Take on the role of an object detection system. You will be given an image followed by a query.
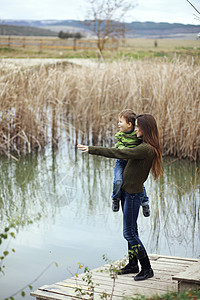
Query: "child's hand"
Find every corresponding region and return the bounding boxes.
[77,144,89,153]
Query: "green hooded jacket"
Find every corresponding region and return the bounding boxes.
[114,130,142,149]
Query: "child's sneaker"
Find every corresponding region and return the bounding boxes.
[142,204,150,217]
[112,199,120,212]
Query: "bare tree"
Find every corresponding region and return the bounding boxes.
[85,0,137,53]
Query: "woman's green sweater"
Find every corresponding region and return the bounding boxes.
[88,142,154,194]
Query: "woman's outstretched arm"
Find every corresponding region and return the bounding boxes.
[78,143,152,160]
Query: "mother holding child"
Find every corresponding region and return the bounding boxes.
[77,111,163,281]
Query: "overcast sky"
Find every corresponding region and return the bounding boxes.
[1,0,200,25]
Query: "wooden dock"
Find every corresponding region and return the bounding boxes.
[31,255,200,300]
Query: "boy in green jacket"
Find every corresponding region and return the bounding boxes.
[112,109,150,217]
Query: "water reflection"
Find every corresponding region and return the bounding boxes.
[0,145,199,251]
[0,144,199,299]
[0,145,199,246]
[144,158,200,257]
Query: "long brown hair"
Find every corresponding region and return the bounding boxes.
[136,114,163,180]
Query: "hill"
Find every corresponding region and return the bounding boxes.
[1,19,200,38]
[0,24,58,37]
[126,21,200,38]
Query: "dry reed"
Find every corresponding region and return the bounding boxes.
[0,58,199,160]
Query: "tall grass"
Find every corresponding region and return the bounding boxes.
[0,58,199,160]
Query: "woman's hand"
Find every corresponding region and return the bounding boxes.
[77,144,89,153]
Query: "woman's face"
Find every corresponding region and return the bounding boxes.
[135,119,143,138]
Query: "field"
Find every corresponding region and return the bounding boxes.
[0,37,200,161]
[0,37,200,59]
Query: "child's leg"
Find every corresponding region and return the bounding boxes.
[141,186,149,206]
[112,159,127,200]
[141,186,150,217]
[112,159,127,212]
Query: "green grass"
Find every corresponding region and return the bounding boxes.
[0,37,200,61]
[123,287,200,300]
[175,46,194,50]
[0,47,15,52]
[153,51,166,57]
[0,46,100,59]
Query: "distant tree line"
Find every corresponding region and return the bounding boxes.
[58,31,84,39]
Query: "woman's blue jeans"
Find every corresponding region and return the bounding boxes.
[121,190,145,256]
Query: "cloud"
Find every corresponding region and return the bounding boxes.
[0,0,200,24]
[130,0,200,24]
[0,0,86,20]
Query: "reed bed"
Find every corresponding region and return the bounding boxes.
[0,58,199,161]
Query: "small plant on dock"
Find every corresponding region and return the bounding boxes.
[73,255,128,300]
[100,254,129,299]
[74,262,97,299]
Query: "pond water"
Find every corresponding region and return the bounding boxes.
[0,141,199,300]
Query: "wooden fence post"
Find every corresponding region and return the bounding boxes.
[8,36,11,47]
[23,37,26,48]
[39,39,43,51]
[73,38,77,51]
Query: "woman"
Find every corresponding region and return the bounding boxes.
[77,114,163,281]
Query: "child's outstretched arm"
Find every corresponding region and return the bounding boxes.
[77,144,89,153]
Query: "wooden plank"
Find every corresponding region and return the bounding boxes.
[172,261,200,284]
[59,276,176,295]
[33,279,175,300]
[155,257,199,265]
[58,267,177,293]
[150,263,190,273]
[31,285,72,299]
[63,269,177,285]
[33,284,118,299]
[91,260,189,273]
[149,254,198,262]
[172,261,200,292]
[94,261,189,276]
[32,285,89,299]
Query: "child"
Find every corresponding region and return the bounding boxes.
[112,109,150,217]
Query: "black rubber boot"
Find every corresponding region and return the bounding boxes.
[128,243,138,266]
[117,263,139,275]
[134,249,154,281]
[134,267,154,281]
[142,204,150,217]
[112,199,120,212]
[118,244,139,275]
